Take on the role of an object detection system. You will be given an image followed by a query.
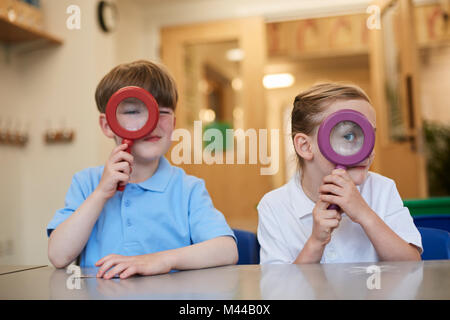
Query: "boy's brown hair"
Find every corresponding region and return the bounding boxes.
[95,60,178,113]
[291,82,372,167]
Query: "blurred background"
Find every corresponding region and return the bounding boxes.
[0,0,449,265]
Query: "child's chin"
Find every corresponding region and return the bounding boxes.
[133,146,165,161]
[348,168,368,185]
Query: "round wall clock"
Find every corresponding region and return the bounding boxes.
[98,1,118,33]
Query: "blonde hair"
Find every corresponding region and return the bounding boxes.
[291,82,371,167]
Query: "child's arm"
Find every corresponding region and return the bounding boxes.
[355,210,421,261]
[95,236,238,279]
[294,199,341,264]
[48,144,133,268]
[319,169,421,261]
[48,189,107,268]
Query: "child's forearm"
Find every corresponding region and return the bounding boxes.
[163,236,238,270]
[48,189,107,268]
[95,236,239,279]
[359,209,421,261]
[294,238,326,264]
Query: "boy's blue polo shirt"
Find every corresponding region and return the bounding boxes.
[47,157,236,267]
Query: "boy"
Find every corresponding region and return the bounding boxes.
[47,60,238,279]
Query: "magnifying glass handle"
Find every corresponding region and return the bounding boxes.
[123,138,133,154]
[328,203,340,211]
[117,139,134,191]
[327,164,346,211]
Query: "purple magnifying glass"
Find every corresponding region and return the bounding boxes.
[317,109,375,210]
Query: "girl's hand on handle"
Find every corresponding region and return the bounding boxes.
[96,143,134,200]
[295,199,341,263]
[319,168,371,225]
[310,198,341,247]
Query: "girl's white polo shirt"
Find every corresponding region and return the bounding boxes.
[257,171,422,264]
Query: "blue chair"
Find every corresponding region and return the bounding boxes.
[232,229,260,265]
[413,214,450,233]
[417,227,450,260]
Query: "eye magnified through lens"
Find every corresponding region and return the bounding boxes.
[329,120,364,157]
[116,97,149,132]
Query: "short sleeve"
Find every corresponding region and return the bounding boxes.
[383,181,423,254]
[46,172,89,237]
[188,179,236,244]
[257,198,294,264]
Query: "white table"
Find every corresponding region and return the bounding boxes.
[0,260,449,299]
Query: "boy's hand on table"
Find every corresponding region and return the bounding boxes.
[96,143,134,199]
[95,252,173,279]
[319,169,373,225]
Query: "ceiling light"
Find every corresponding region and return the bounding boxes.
[263,73,295,89]
[226,48,244,62]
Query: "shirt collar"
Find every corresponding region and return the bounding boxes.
[288,171,315,219]
[137,156,173,192]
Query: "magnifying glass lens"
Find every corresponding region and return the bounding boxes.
[116,97,149,131]
[330,120,364,156]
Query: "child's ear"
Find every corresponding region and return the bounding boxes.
[99,113,115,139]
[293,133,313,161]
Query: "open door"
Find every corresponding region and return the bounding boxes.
[161,18,273,231]
[369,0,428,198]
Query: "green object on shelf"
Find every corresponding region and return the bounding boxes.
[403,197,450,217]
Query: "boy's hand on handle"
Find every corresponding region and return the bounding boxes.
[96,143,134,200]
[310,198,341,247]
[318,168,372,225]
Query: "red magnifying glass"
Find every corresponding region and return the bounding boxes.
[105,86,159,191]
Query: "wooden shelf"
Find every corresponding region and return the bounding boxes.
[0,15,62,45]
[0,0,62,45]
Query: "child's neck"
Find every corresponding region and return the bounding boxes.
[299,169,322,204]
[129,157,160,184]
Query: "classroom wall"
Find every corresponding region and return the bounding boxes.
[420,44,450,125]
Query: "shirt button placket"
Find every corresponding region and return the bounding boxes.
[123,197,132,228]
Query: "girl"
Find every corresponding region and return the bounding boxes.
[257,83,422,264]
